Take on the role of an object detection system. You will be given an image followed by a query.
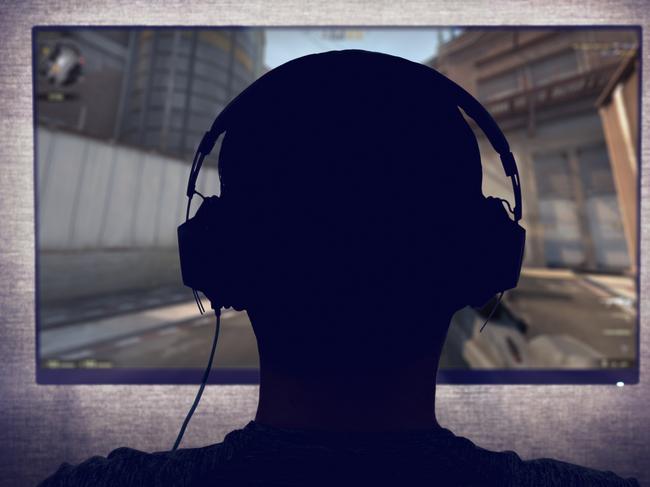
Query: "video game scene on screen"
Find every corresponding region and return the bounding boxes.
[35,27,639,376]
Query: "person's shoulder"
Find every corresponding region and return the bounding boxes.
[513,456,640,487]
[440,433,638,487]
[36,442,226,487]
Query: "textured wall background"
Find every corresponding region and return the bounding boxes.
[0,1,648,486]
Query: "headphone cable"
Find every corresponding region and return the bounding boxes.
[479,291,504,333]
[172,308,221,451]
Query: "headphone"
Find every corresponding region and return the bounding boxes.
[172,50,526,449]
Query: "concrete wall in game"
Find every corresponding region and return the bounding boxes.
[36,126,219,301]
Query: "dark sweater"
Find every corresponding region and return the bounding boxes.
[38,421,639,486]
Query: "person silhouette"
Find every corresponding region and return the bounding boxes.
[38,50,639,486]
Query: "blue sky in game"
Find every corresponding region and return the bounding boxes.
[264,28,459,69]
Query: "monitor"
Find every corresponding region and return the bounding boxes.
[35,25,640,384]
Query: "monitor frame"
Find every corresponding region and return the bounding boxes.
[33,25,642,386]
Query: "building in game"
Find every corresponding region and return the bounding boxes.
[36,28,266,160]
[428,29,639,273]
[117,29,265,159]
[35,28,265,304]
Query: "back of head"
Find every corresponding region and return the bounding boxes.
[214,50,488,368]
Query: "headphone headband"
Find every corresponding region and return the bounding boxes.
[442,77,522,221]
[185,52,522,223]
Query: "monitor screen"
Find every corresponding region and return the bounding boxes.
[35,26,640,384]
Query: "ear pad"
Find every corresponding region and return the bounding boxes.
[464,196,526,308]
[177,196,231,308]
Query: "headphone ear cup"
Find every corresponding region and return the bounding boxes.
[178,196,233,309]
[464,196,526,308]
